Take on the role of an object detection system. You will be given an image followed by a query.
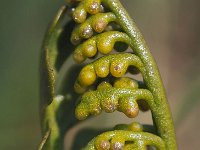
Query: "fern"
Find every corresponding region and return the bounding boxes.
[39,0,177,150]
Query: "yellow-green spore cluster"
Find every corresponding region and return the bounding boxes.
[75,82,155,120]
[85,130,165,150]
[72,31,130,63]
[74,53,144,93]
[72,0,102,23]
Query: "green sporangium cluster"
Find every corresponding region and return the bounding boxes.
[39,0,177,149]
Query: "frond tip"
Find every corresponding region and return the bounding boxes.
[40,0,177,149]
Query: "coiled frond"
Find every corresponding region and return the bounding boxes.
[39,0,177,150]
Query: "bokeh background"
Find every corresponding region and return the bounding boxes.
[0,0,199,149]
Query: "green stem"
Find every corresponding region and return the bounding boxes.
[103,0,177,149]
[40,5,78,150]
[38,130,51,150]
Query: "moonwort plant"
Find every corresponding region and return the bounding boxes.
[39,0,177,149]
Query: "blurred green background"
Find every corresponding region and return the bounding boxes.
[0,0,199,149]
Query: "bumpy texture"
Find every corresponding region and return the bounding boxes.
[39,0,177,150]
